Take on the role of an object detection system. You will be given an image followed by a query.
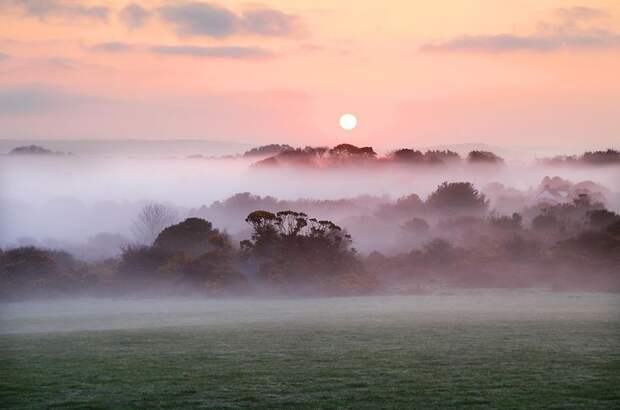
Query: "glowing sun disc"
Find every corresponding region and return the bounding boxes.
[339,113,358,130]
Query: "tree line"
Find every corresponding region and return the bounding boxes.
[1,181,619,299]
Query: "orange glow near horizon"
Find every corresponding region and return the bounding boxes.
[0,1,619,150]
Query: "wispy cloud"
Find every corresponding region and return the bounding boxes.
[150,45,273,59]
[2,0,109,21]
[119,3,150,29]
[0,51,9,61]
[159,2,236,38]
[90,42,133,52]
[421,6,620,53]
[241,8,297,36]
[421,32,620,53]
[158,2,298,38]
[555,6,610,21]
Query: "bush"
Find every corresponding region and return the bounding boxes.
[427,182,488,213]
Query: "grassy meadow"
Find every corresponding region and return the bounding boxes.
[1,292,619,409]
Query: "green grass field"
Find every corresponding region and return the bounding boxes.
[1,292,619,409]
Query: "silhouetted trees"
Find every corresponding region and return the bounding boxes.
[241,210,374,295]
[390,149,425,163]
[132,203,178,245]
[401,217,430,234]
[243,144,294,158]
[2,179,619,299]
[120,218,246,294]
[581,149,620,165]
[376,193,425,219]
[154,218,228,256]
[427,182,488,213]
[542,149,620,166]
[467,150,504,164]
[253,143,466,168]
[0,246,93,298]
[9,145,69,156]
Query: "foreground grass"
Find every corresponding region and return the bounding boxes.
[1,296,619,409]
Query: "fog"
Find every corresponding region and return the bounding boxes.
[1,152,619,249]
[2,291,618,335]
[1,143,619,300]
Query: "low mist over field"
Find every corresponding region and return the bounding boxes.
[2,291,618,335]
[2,291,619,408]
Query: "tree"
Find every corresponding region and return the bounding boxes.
[532,212,559,231]
[424,150,460,164]
[467,150,504,164]
[588,209,619,230]
[242,210,368,294]
[243,144,294,158]
[118,244,170,276]
[121,218,246,293]
[580,149,620,165]
[401,217,430,234]
[426,182,488,213]
[390,149,425,163]
[422,239,459,266]
[132,203,178,245]
[375,193,425,220]
[0,247,87,296]
[153,217,230,257]
[489,213,522,230]
[329,144,377,158]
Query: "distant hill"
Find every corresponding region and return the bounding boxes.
[0,139,253,157]
[9,145,69,156]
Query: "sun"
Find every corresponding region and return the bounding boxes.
[339,113,357,131]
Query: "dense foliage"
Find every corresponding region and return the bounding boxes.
[241,210,373,295]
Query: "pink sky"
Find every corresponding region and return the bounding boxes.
[0,0,619,150]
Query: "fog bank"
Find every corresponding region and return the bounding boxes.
[2,291,618,335]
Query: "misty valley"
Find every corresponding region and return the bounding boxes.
[1,143,619,409]
[1,143,619,299]
[3,1,620,407]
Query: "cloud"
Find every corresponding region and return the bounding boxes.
[421,7,620,53]
[119,3,150,29]
[242,8,297,36]
[3,0,109,20]
[0,52,9,61]
[159,2,238,37]
[150,45,273,59]
[90,42,133,52]
[421,31,620,53]
[0,86,97,115]
[46,57,77,68]
[158,2,298,38]
[556,6,610,21]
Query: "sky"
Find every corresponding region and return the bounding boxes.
[0,0,619,150]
